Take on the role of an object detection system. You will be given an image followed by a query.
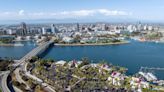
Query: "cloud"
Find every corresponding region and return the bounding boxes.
[0,12,14,16]
[98,9,129,16]
[29,12,45,16]
[55,10,95,17]
[3,12,11,15]
[54,9,129,17]
[18,10,25,15]
[59,9,131,18]
[0,9,132,20]
[71,10,95,16]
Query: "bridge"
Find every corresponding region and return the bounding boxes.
[0,40,54,92]
[14,40,54,67]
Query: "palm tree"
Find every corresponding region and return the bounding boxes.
[78,57,90,68]
[119,67,127,74]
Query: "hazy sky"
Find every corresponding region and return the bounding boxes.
[0,0,164,23]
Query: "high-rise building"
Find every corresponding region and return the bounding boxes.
[42,27,46,35]
[127,25,133,32]
[51,24,56,34]
[7,29,16,35]
[20,22,27,35]
[143,25,148,31]
[101,24,106,31]
[77,23,80,31]
[137,22,143,31]
[148,26,153,31]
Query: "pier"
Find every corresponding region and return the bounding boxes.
[140,66,164,71]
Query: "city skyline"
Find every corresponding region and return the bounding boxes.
[0,1,164,92]
[0,0,164,24]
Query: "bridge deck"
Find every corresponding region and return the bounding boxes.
[14,41,54,67]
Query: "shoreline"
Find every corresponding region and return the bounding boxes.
[0,43,24,47]
[13,40,35,42]
[54,41,129,46]
[0,44,15,46]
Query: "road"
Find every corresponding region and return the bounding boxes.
[0,71,10,92]
[0,71,10,76]
[24,62,56,92]
[13,40,55,92]
[14,68,26,84]
[71,77,86,88]
[0,41,54,92]
[14,40,53,67]
[42,83,56,92]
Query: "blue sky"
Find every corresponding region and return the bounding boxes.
[0,0,164,23]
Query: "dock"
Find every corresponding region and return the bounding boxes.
[140,66,164,71]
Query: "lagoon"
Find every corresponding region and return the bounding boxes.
[0,41,36,60]
[0,40,164,79]
[43,40,164,79]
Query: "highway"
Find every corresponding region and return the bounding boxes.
[14,68,26,84]
[14,40,54,67]
[13,41,52,90]
[0,71,10,92]
[0,40,54,92]
[0,39,54,92]
[14,68,30,90]
[13,40,55,92]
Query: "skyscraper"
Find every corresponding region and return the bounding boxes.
[42,27,46,35]
[20,22,27,35]
[51,24,56,34]
[77,23,79,32]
